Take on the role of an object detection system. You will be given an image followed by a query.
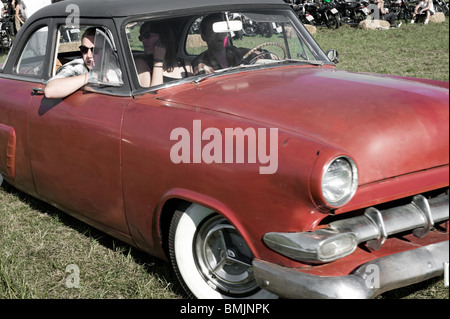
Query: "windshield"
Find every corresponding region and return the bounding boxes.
[126,9,329,89]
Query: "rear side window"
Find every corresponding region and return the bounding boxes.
[14,26,49,77]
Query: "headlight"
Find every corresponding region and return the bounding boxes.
[321,156,358,207]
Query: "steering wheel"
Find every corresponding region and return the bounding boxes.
[240,42,287,65]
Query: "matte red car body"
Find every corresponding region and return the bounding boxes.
[120,67,449,273]
[1,64,449,273]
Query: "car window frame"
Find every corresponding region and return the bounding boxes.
[118,12,195,95]
[0,18,52,83]
[0,16,131,97]
[14,26,50,78]
[50,17,131,97]
[118,7,331,96]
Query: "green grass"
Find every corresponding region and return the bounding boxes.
[1,19,449,300]
[314,19,449,81]
[0,183,184,299]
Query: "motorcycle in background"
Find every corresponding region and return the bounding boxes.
[288,0,316,25]
[0,11,13,52]
[304,0,342,28]
[385,0,414,23]
[227,13,280,38]
[434,0,449,16]
[335,0,370,26]
[242,17,275,37]
[60,26,81,43]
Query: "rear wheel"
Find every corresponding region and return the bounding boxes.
[168,204,277,299]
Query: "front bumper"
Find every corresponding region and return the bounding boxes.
[263,194,449,263]
[253,240,448,299]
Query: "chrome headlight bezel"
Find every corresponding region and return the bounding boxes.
[320,156,358,208]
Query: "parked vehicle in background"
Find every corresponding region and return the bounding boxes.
[287,0,317,25]
[0,10,13,51]
[304,0,342,28]
[386,0,414,23]
[335,0,370,26]
[434,0,450,15]
[0,0,448,299]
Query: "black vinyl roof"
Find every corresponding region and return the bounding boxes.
[30,0,286,21]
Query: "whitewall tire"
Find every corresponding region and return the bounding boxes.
[169,203,277,299]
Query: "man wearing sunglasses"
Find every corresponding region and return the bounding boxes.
[45,27,97,99]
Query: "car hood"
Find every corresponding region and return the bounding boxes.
[158,66,449,185]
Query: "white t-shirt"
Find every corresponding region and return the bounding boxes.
[419,0,435,13]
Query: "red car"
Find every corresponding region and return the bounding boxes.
[0,0,448,299]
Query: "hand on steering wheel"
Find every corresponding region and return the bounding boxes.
[240,42,287,65]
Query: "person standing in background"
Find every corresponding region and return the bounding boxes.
[13,0,26,32]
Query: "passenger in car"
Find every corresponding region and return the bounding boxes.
[192,13,250,75]
[44,27,97,99]
[135,21,192,87]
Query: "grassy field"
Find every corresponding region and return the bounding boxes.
[0,18,449,300]
[314,18,449,82]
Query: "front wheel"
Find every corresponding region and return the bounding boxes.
[169,204,277,299]
[326,14,341,29]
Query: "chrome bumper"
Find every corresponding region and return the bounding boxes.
[253,240,449,299]
[264,193,449,263]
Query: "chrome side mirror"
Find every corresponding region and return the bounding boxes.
[326,49,339,64]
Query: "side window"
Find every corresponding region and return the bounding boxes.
[186,17,207,56]
[52,25,123,87]
[125,18,193,88]
[90,28,123,87]
[14,26,49,77]
[52,25,82,77]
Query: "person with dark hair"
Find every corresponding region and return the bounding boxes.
[135,20,192,87]
[45,27,97,99]
[375,0,402,28]
[13,0,26,32]
[191,13,251,75]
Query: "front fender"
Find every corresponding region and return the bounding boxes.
[155,188,261,257]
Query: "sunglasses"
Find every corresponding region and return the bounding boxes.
[138,32,158,42]
[79,45,95,54]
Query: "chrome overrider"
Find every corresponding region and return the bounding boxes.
[263,193,449,263]
[255,193,449,298]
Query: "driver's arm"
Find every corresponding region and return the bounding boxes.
[44,73,89,99]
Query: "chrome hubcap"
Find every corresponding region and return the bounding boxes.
[194,215,258,296]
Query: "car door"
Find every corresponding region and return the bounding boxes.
[0,21,52,197]
[23,19,133,237]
